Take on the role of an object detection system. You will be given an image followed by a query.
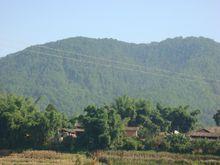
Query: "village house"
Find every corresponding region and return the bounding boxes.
[58,128,84,142]
[59,125,139,141]
[124,127,139,137]
[187,127,220,140]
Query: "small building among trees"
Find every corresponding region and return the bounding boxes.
[59,126,139,141]
[124,127,139,137]
[187,127,220,140]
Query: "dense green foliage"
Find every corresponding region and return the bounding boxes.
[121,137,143,150]
[70,95,199,151]
[145,134,220,155]
[76,105,124,150]
[0,36,220,125]
[113,96,199,134]
[0,94,219,156]
[213,110,220,126]
[0,94,68,149]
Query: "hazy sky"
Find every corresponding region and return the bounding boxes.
[0,0,219,57]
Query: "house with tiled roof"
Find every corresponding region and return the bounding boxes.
[187,127,220,140]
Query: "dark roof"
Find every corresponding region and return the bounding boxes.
[187,127,220,138]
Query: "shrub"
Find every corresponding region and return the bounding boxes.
[62,136,76,151]
[122,137,143,150]
[144,133,170,151]
[192,139,220,155]
[165,134,191,153]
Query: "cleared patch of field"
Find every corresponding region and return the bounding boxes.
[96,150,220,165]
[0,150,97,165]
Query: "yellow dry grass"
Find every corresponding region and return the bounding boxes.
[0,150,98,165]
[96,150,220,165]
[1,150,220,165]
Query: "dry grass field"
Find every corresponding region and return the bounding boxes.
[96,150,220,165]
[0,150,97,165]
[0,150,220,165]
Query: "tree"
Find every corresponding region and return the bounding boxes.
[77,105,124,150]
[167,106,200,133]
[44,104,68,140]
[0,94,45,148]
[165,134,191,153]
[0,94,68,149]
[112,95,136,121]
[77,105,110,150]
[113,97,170,137]
[107,106,125,149]
[213,110,220,126]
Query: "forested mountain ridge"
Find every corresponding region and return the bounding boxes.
[0,36,220,125]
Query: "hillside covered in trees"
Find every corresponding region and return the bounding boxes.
[0,36,220,125]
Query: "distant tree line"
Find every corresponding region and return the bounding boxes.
[0,94,219,155]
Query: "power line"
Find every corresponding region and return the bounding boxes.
[1,39,220,84]
[1,39,219,83]
[34,45,215,82]
[23,49,220,84]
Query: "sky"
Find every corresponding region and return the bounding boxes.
[0,0,219,57]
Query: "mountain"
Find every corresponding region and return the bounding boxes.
[0,36,220,125]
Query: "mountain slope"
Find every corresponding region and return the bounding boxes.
[0,36,220,125]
